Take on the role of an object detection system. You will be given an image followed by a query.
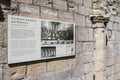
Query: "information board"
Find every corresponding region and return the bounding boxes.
[8,15,75,64]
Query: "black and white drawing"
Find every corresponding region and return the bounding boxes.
[41,21,74,45]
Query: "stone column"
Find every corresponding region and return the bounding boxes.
[90,15,109,80]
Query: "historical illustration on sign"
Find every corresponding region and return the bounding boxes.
[41,20,75,58]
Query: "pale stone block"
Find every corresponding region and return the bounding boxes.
[75,42,83,54]
[77,28,93,41]
[106,74,114,80]
[84,62,94,74]
[45,72,56,80]
[55,68,72,80]
[19,3,40,18]
[86,72,93,80]
[41,7,58,20]
[79,6,92,16]
[69,0,83,5]
[83,42,94,52]
[116,31,120,41]
[47,60,68,71]
[27,62,47,76]
[84,52,93,63]
[74,14,86,27]
[59,11,73,22]
[16,0,32,4]
[71,66,84,77]
[106,57,114,66]
[84,0,92,8]
[0,65,3,80]
[53,0,67,11]
[63,58,75,68]
[107,21,113,29]
[106,66,112,77]
[114,16,120,23]
[34,0,53,8]
[4,64,26,80]
[86,16,92,27]
[75,53,84,66]
[67,1,79,12]
[113,22,118,30]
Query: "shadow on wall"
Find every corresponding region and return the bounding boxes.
[0,0,11,21]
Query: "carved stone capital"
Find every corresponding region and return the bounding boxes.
[90,15,109,28]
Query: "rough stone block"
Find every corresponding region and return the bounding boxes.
[74,14,86,27]
[77,28,93,41]
[16,0,32,4]
[34,0,53,8]
[86,16,92,27]
[84,0,92,8]
[116,31,120,41]
[67,1,79,12]
[69,0,83,5]
[84,62,93,74]
[106,66,112,77]
[53,0,67,11]
[4,65,26,80]
[47,60,65,71]
[27,62,47,76]
[71,66,84,77]
[79,6,92,16]
[106,57,115,66]
[55,68,72,80]
[19,3,40,17]
[0,65,3,80]
[75,42,83,54]
[83,42,94,52]
[107,21,113,29]
[45,72,55,80]
[84,52,93,63]
[113,22,118,30]
[75,53,84,66]
[41,7,58,20]
[59,11,73,22]
[86,72,93,80]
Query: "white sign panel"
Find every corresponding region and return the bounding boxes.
[8,15,75,64]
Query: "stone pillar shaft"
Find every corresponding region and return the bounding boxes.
[90,15,109,80]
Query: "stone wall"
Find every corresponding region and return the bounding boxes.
[0,0,119,80]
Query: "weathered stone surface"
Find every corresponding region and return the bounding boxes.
[16,0,32,4]
[86,72,93,80]
[77,28,93,41]
[74,14,86,27]
[19,3,40,17]
[67,1,79,12]
[0,65,3,80]
[34,0,53,8]
[84,0,92,8]
[4,65,26,80]
[71,66,84,77]
[79,6,92,16]
[84,62,94,74]
[41,7,58,20]
[83,42,94,52]
[59,11,73,22]
[113,22,118,30]
[55,68,72,80]
[47,60,65,71]
[84,52,93,63]
[53,0,67,11]
[75,42,83,54]
[70,0,83,6]
[86,16,92,27]
[107,21,113,29]
[27,62,47,76]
